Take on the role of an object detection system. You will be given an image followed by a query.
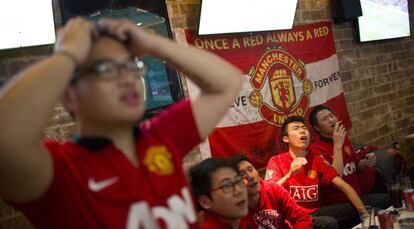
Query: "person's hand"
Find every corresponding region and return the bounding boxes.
[332,121,346,147]
[289,157,307,176]
[387,148,403,157]
[98,18,161,57]
[365,153,376,167]
[54,17,97,67]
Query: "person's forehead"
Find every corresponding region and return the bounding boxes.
[88,37,131,62]
[316,109,334,119]
[211,167,237,184]
[238,160,252,170]
[288,121,305,128]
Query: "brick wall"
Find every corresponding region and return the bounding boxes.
[0,0,413,227]
[166,0,414,165]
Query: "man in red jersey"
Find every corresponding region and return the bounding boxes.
[231,154,312,229]
[0,17,242,228]
[189,157,249,229]
[308,105,390,210]
[265,116,368,229]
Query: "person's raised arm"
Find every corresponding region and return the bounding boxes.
[99,19,243,139]
[0,18,96,202]
[332,121,346,176]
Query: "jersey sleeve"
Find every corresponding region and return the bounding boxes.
[10,141,73,229]
[141,99,201,160]
[316,156,338,185]
[265,155,291,190]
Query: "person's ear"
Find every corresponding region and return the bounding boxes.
[62,87,78,113]
[198,195,212,210]
[314,124,321,132]
[282,135,289,144]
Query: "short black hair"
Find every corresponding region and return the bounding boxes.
[189,157,239,210]
[308,105,334,133]
[281,116,306,137]
[230,154,250,167]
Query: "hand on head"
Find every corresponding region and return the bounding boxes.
[98,18,160,57]
[54,17,161,68]
[54,17,98,67]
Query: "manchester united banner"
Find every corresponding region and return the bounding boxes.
[183,21,351,168]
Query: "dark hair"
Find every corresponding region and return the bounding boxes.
[189,157,239,210]
[230,154,250,167]
[281,116,306,137]
[308,105,333,133]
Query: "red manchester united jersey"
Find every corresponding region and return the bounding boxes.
[200,211,248,229]
[14,100,201,229]
[243,179,312,229]
[309,136,361,204]
[265,152,338,214]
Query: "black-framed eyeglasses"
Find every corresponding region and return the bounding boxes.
[210,176,246,193]
[81,58,146,80]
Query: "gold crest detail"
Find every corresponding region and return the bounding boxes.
[143,145,174,175]
[343,145,351,156]
[307,170,317,179]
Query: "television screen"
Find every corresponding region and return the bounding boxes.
[0,0,56,50]
[59,0,184,114]
[357,0,410,42]
[198,0,298,35]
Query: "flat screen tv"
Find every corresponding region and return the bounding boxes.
[59,0,184,116]
[0,0,56,50]
[198,0,299,35]
[356,0,411,42]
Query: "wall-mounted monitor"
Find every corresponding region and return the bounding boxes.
[59,0,184,116]
[356,0,410,42]
[0,0,56,50]
[198,0,298,35]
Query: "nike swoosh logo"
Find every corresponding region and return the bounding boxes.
[88,177,119,192]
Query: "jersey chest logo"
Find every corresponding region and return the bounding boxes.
[88,177,119,192]
[343,145,352,156]
[143,145,174,176]
[307,170,317,179]
[343,162,357,176]
[289,185,318,202]
[126,187,196,228]
[254,209,282,228]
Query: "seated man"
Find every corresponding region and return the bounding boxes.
[231,154,312,229]
[308,105,390,209]
[265,116,367,229]
[189,157,249,229]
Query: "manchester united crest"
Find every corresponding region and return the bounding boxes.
[343,145,352,156]
[248,46,313,126]
[143,145,174,176]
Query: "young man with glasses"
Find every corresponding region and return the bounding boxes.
[0,18,242,228]
[265,116,368,229]
[189,157,248,229]
[231,154,312,228]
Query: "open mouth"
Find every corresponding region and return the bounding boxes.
[300,136,308,141]
[120,91,139,106]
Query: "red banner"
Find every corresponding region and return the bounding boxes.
[183,21,351,168]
